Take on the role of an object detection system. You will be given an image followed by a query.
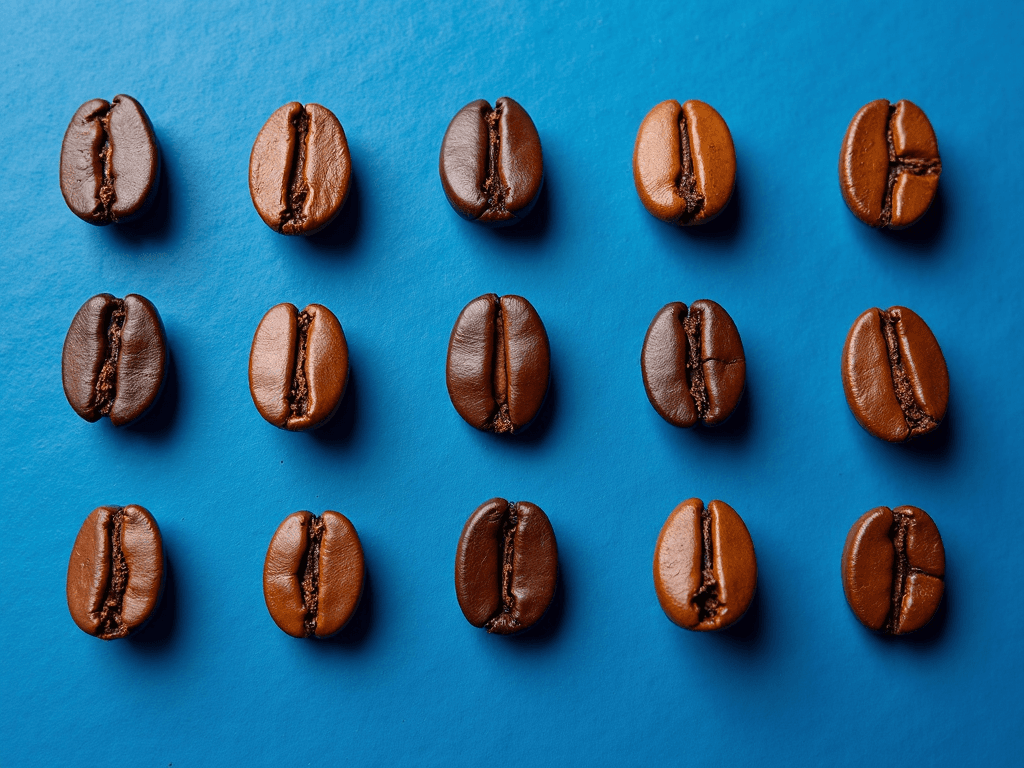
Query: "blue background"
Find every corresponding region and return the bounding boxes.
[1,0,1022,764]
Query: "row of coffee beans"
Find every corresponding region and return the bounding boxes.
[62,293,949,443]
[66,498,945,640]
[59,96,941,231]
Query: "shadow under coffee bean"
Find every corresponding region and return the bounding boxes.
[62,293,168,427]
[455,498,558,635]
[841,506,945,635]
[66,505,165,640]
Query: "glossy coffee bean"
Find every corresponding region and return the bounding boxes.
[842,306,948,442]
[66,505,164,640]
[62,293,168,426]
[264,511,365,638]
[455,498,557,635]
[839,99,941,229]
[439,97,543,226]
[842,506,945,635]
[249,303,349,431]
[633,100,735,226]
[249,102,351,235]
[60,95,160,225]
[641,300,745,427]
[446,294,550,434]
[654,499,756,631]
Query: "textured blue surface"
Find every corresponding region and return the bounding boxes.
[1,0,1022,764]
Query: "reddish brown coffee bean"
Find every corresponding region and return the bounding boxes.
[66,505,164,640]
[839,99,941,229]
[62,293,168,426]
[439,97,544,226]
[633,100,736,226]
[249,303,349,431]
[653,499,756,631]
[841,306,948,442]
[455,498,558,635]
[446,294,550,434]
[842,506,945,634]
[641,300,745,427]
[264,511,365,638]
[249,102,351,235]
[60,95,161,225]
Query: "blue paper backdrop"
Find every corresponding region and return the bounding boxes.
[2,0,1022,764]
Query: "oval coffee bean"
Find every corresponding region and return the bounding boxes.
[62,293,168,426]
[641,300,745,427]
[654,499,756,631]
[446,294,550,434]
[249,303,349,431]
[264,511,365,638]
[439,97,543,226]
[455,498,557,635]
[249,102,352,235]
[841,306,948,442]
[60,95,161,225]
[633,100,735,226]
[842,506,945,635]
[66,505,164,640]
[839,99,941,229]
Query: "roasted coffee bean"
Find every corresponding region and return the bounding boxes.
[446,294,550,434]
[455,498,557,635]
[839,99,941,229]
[66,505,164,640]
[249,102,351,235]
[62,293,168,426]
[842,306,948,442]
[653,499,756,632]
[439,97,543,226]
[842,506,945,635]
[249,303,349,431]
[641,300,745,427]
[633,100,736,226]
[60,95,161,225]
[264,511,365,638]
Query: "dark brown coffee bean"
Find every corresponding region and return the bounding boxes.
[839,99,941,229]
[455,498,557,635]
[653,499,756,631]
[446,294,550,434]
[66,505,164,640]
[439,97,543,226]
[62,293,168,427]
[842,306,948,442]
[249,303,349,431]
[641,300,745,427]
[633,100,736,226]
[264,511,364,638]
[249,102,351,235]
[60,95,160,225]
[842,506,945,634]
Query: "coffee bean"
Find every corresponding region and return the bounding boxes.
[264,511,365,638]
[249,102,351,235]
[839,99,941,229]
[60,95,161,225]
[842,506,945,634]
[439,97,543,226]
[842,306,948,442]
[633,100,736,226]
[653,499,756,631]
[66,505,164,640]
[446,294,550,434]
[641,300,745,427]
[249,303,349,431]
[62,293,168,426]
[455,498,557,635]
